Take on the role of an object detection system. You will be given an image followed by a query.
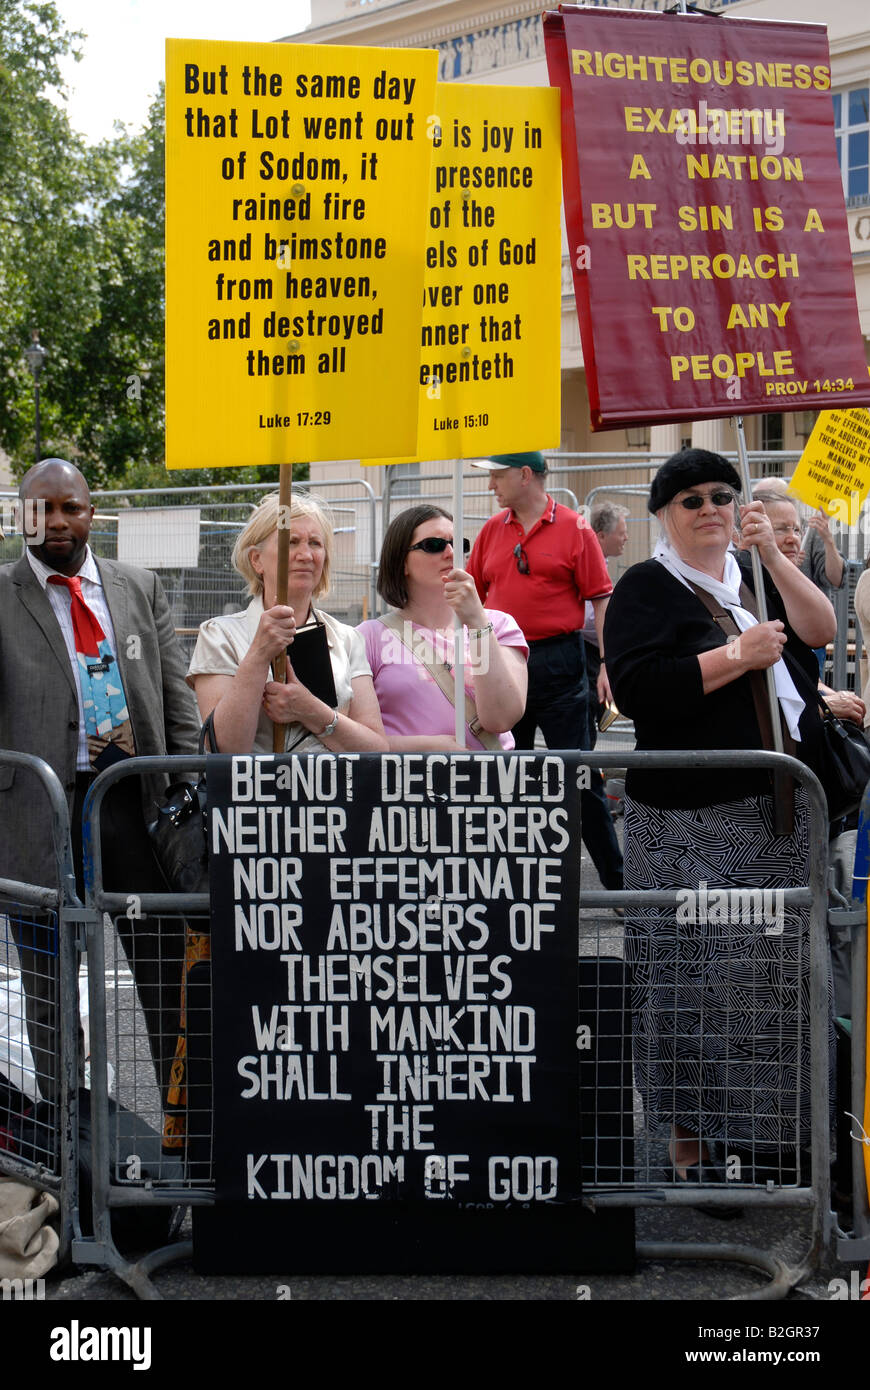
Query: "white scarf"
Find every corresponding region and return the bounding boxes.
[653,539,804,740]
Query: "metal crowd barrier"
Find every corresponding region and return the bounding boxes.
[70,748,865,1300]
[0,752,81,1269]
[833,781,870,1268]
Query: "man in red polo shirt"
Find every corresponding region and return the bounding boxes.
[467,451,623,890]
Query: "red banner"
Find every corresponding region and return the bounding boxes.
[545,6,870,430]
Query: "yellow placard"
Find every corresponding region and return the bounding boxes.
[364,82,562,466]
[165,39,437,468]
[789,407,870,524]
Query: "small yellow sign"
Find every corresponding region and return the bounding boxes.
[365,82,562,467]
[789,407,870,524]
[165,38,437,468]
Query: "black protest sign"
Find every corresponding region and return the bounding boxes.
[202,751,583,1269]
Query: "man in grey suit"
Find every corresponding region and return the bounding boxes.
[1,458,200,1100]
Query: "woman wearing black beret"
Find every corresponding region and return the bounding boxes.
[605,448,835,1196]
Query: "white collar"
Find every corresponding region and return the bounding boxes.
[653,539,805,741]
[26,544,100,591]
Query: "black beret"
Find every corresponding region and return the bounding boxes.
[648,449,742,514]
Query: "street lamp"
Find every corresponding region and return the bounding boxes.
[625,424,651,449]
[23,331,48,461]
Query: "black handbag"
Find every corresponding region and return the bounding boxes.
[813,698,870,821]
[148,713,216,895]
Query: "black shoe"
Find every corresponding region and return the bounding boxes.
[671,1158,745,1220]
[724,1144,809,1186]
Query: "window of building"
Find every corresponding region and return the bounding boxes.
[833,85,869,201]
[761,413,783,456]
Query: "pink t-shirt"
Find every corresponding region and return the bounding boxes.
[358,611,528,750]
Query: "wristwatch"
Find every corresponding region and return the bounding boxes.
[320,708,340,737]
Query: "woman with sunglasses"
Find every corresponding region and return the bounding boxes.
[604,449,835,1195]
[358,505,528,750]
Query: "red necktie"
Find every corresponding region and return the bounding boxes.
[46,574,106,658]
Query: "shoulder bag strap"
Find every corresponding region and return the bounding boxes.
[199,710,219,755]
[685,578,795,832]
[379,613,503,751]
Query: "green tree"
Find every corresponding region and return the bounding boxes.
[62,90,169,481]
[0,6,302,490]
[0,0,110,474]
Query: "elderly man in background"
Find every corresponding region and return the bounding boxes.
[582,501,630,743]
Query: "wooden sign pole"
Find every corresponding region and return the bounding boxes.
[734,416,793,836]
[272,463,293,753]
[452,455,467,748]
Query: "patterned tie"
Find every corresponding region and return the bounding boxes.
[47,573,135,764]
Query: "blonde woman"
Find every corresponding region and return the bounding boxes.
[188,492,386,754]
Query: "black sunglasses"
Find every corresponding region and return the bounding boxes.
[513,542,530,574]
[408,536,470,555]
[677,490,736,510]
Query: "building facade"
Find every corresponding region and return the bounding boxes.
[278,0,870,545]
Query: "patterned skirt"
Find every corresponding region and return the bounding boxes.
[623,786,829,1149]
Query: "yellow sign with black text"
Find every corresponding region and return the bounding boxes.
[789,406,870,523]
[365,82,562,466]
[165,38,437,467]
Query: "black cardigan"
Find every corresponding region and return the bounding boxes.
[604,556,823,809]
